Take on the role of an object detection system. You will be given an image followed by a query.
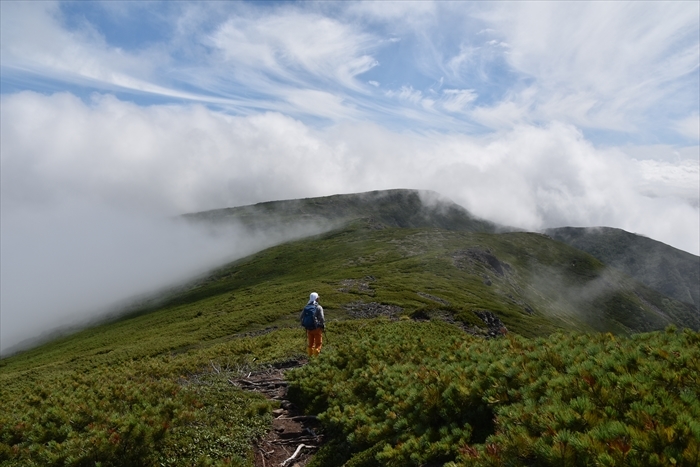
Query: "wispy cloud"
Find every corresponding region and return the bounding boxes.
[673,113,700,141]
[472,2,700,132]
[208,9,378,91]
[442,89,477,113]
[2,1,697,136]
[2,3,159,90]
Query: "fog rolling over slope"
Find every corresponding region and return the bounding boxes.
[546,226,700,311]
[0,204,334,356]
[183,189,501,233]
[2,189,698,356]
[0,189,492,355]
[165,189,700,333]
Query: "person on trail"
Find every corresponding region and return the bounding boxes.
[300,292,325,356]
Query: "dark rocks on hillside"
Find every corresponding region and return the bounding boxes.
[343,301,403,319]
[474,311,508,338]
[338,276,376,295]
[364,217,387,230]
[453,248,511,277]
[417,292,450,305]
[408,309,491,338]
[410,309,431,321]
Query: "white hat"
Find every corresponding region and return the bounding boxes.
[309,292,319,302]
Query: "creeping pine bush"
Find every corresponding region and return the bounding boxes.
[0,359,275,467]
[287,321,700,467]
[0,365,183,467]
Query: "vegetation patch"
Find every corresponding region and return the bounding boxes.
[288,321,700,467]
[2,199,697,466]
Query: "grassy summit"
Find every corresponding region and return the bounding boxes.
[1,190,698,466]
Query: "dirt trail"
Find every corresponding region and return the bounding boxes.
[230,359,322,467]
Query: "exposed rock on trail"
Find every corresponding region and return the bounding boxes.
[230,359,322,467]
[343,301,403,319]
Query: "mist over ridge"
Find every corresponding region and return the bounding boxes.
[546,226,700,312]
[6,188,700,357]
[183,189,502,233]
[0,201,336,356]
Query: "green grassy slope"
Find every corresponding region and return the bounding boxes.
[546,226,700,311]
[5,221,694,375]
[2,218,698,466]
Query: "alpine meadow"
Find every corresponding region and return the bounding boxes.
[1,190,699,467]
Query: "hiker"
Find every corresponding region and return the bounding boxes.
[300,292,325,356]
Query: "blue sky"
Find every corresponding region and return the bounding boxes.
[1,1,699,352]
[3,2,698,141]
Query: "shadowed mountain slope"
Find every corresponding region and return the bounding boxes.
[183,189,500,233]
[545,227,700,311]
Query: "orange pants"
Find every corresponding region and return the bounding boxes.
[307,328,323,356]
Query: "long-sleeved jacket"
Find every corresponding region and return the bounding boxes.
[299,301,325,329]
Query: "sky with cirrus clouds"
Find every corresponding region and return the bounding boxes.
[1,1,698,354]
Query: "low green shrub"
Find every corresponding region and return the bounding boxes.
[288,321,700,467]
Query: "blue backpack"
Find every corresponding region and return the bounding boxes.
[301,304,318,330]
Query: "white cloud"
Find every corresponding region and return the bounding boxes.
[442,88,477,112]
[470,92,532,129]
[0,2,383,122]
[346,1,437,25]
[2,92,699,353]
[1,2,163,92]
[0,200,333,355]
[636,158,700,206]
[2,2,696,135]
[386,85,425,105]
[673,114,700,141]
[385,86,477,114]
[473,2,700,131]
[6,91,696,252]
[208,9,378,91]
[283,89,358,120]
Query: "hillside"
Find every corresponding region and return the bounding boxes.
[546,226,700,311]
[182,189,500,233]
[2,190,699,466]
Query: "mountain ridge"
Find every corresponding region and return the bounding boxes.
[546,226,699,311]
[185,189,698,327]
[183,189,501,233]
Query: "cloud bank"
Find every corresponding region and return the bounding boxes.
[2,91,697,249]
[2,100,698,357]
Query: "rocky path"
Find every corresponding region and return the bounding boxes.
[230,359,322,467]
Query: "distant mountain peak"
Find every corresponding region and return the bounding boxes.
[184,188,501,233]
